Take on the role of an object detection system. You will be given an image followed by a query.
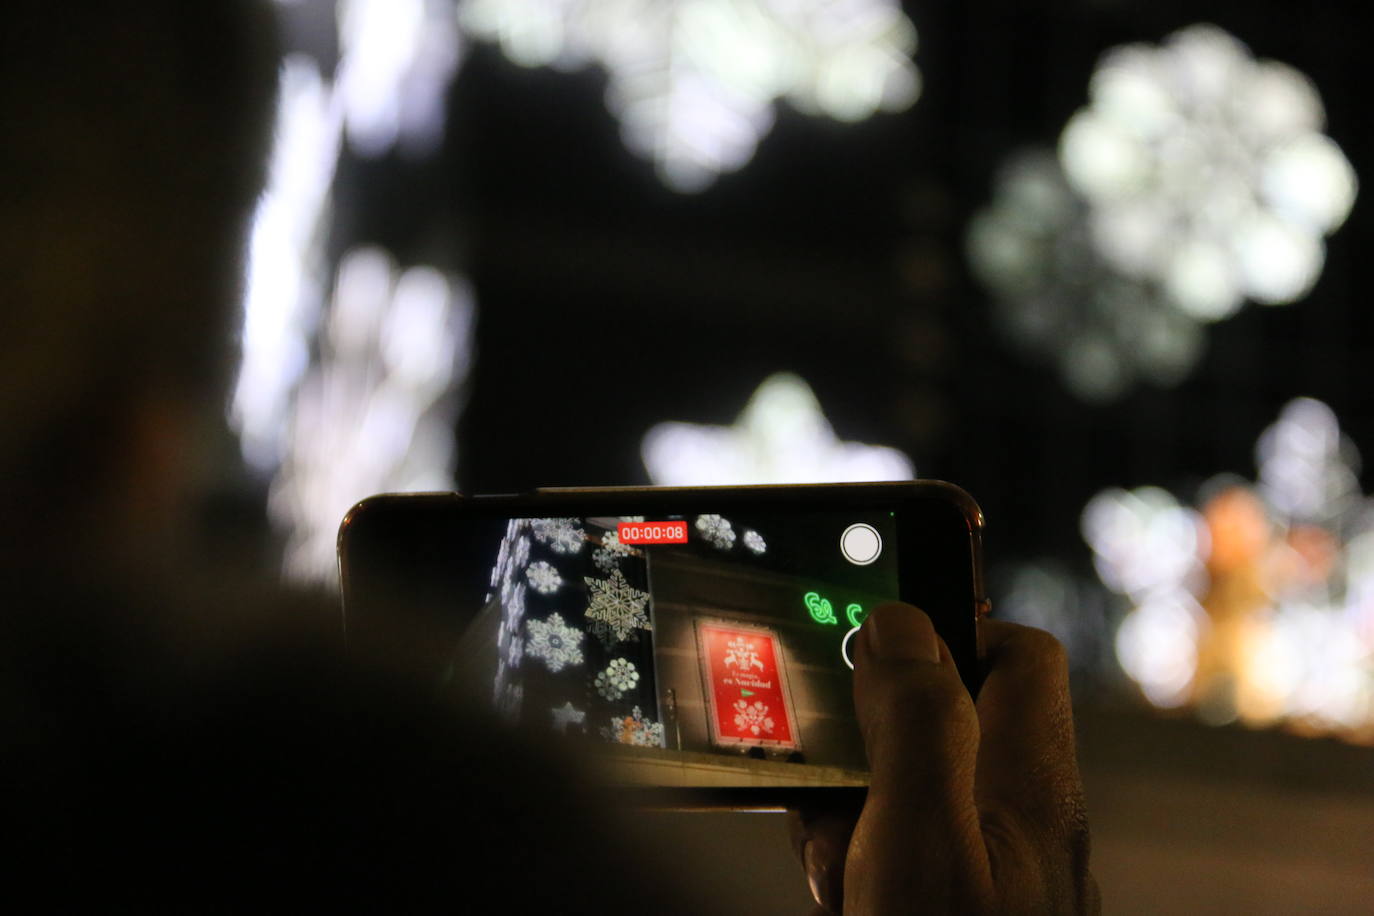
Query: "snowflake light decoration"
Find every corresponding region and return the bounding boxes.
[969,25,1357,401]
[733,699,776,736]
[1082,399,1374,743]
[968,151,1205,401]
[525,612,586,672]
[1061,24,1357,321]
[456,0,921,191]
[595,658,640,700]
[602,706,665,747]
[551,701,587,734]
[695,514,737,550]
[584,569,652,642]
[643,373,913,485]
[743,529,767,555]
[532,517,586,555]
[525,560,564,595]
[592,529,633,573]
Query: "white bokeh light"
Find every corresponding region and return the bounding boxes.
[1060,24,1357,320]
[270,248,474,584]
[232,56,341,472]
[336,0,464,157]
[641,373,913,485]
[456,0,920,191]
[970,26,1357,401]
[1080,400,1374,743]
[235,7,474,586]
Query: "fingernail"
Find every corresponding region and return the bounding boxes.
[802,840,840,913]
[865,605,939,663]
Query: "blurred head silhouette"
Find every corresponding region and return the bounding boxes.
[1,2,277,575]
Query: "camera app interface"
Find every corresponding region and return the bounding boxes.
[470,510,897,787]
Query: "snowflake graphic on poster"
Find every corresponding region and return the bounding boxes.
[532,517,586,555]
[525,612,586,673]
[602,706,666,748]
[550,701,587,735]
[592,529,632,573]
[743,529,767,555]
[525,560,564,595]
[724,636,765,672]
[696,514,737,550]
[456,0,920,192]
[733,699,776,736]
[595,658,640,700]
[584,569,652,642]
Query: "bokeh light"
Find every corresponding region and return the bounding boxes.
[969,25,1357,401]
[1079,399,1374,744]
[641,373,914,485]
[233,6,474,585]
[456,0,920,191]
[271,248,474,584]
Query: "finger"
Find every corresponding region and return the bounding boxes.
[974,620,1091,903]
[844,603,992,914]
[787,808,855,914]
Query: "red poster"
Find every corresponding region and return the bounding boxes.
[695,620,800,750]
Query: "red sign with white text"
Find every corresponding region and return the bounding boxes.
[696,621,799,750]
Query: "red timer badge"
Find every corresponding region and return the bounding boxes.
[695,620,800,751]
[617,520,689,545]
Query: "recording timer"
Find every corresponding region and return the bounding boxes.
[617,520,689,545]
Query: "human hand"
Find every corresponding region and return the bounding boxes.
[790,603,1099,914]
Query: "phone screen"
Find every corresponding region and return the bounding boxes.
[465,509,897,788]
[341,485,982,795]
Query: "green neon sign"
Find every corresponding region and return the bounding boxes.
[804,592,838,625]
[846,603,867,627]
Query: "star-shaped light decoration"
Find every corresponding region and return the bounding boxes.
[550,701,587,735]
[642,373,913,485]
[456,0,920,191]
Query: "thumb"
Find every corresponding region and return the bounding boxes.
[845,603,992,914]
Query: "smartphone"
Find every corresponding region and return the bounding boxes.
[339,482,988,807]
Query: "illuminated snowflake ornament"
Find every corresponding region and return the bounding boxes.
[968,151,1205,401]
[642,373,913,484]
[602,706,665,747]
[1060,24,1357,320]
[743,529,767,555]
[526,612,586,672]
[971,26,1356,401]
[533,517,586,554]
[584,569,652,642]
[695,514,736,550]
[456,0,921,191]
[595,657,640,700]
[525,560,564,595]
[592,529,632,572]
